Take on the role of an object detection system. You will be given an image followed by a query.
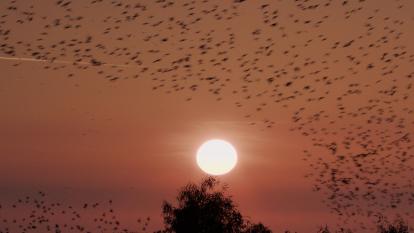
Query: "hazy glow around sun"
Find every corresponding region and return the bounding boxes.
[196,139,238,175]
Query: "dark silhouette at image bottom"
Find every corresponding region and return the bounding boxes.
[155,177,272,233]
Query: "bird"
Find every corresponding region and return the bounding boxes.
[0,191,151,232]
[0,0,413,230]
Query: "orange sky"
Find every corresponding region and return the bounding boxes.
[1,0,413,232]
[1,65,327,232]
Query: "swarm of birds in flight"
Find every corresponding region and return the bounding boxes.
[0,191,151,233]
[0,0,413,232]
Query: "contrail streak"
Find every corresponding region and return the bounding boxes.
[0,56,132,68]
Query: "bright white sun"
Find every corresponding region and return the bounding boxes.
[196,139,238,175]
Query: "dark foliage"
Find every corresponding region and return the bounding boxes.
[377,216,410,233]
[157,177,272,233]
[316,226,352,233]
[315,217,411,233]
[244,223,273,233]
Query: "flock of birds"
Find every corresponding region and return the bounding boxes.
[0,0,413,231]
[0,192,150,233]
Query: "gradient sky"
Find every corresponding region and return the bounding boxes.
[1,64,328,232]
[1,0,413,232]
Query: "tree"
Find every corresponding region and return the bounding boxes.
[316,226,352,233]
[157,177,272,233]
[317,225,331,233]
[244,222,272,233]
[377,216,409,233]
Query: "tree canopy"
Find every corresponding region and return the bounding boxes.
[157,177,272,233]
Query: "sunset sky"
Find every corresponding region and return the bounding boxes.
[1,0,413,232]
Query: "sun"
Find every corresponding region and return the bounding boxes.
[196,139,238,175]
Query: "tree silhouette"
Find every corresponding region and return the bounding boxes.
[314,217,411,233]
[316,226,352,233]
[244,222,272,233]
[157,177,272,233]
[377,216,410,233]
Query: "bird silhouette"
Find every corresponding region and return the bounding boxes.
[0,0,413,230]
